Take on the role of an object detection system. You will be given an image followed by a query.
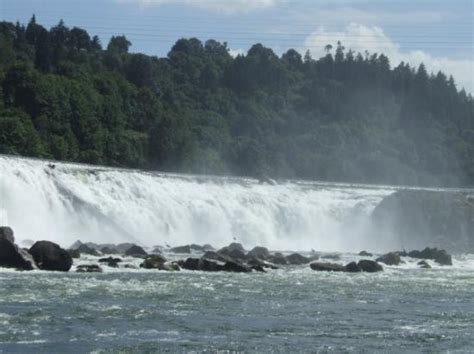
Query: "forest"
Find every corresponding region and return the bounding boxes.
[0,16,473,186]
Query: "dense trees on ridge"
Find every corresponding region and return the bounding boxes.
[0,17,473,186]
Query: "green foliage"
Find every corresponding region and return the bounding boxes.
[0,18,473,187]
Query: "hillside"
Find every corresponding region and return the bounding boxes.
[0,16,473,186]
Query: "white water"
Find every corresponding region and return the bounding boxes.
[0,155,399,251]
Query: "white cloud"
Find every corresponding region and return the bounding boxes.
[303,23,474,93]
[119,0,278,13]
[228,48,246,57]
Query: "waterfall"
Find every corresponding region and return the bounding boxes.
[0,155,395,251]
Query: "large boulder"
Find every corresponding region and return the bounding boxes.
[124,245,147,257]
[98,256,122,268]
[29,241,73,271]
[344,261,361,272]
[310,262,345,272]
[247,246,270,260]
[408,247,452,266]
[223,260,252,273]
[0,227,37,270]
[267,252,288,265]
[358,251,373,257]
[202,251,229,263]
[180,258,224,272]
[140,254,168,269]
[376,252,402,266]
[218,243,246,261]
[417,260,432,269]
[100,246,119,255]
[357,260,383,272]
[285,253,311,265]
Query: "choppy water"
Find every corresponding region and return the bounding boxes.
[1,254,474,352]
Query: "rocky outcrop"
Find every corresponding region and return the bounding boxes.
[140,254,168,269]
[76,244,101,256]
[0,227,37,270]
[98,257,122,268]
[285,253,311,265]
[124,245,147,257]
[267,252,288,265]
[407,247,452,266]
[417,260,431,269]
[357,260,383,272]
[310,262,346,272]
[310,260,383,273]
[358,251,373,257]
[169,245,192,253]
[217,243,247,261]
[29,241,72,271]
[180,258,224,272]
[372,190,474,253]
[247,246,270,260]
[376,252,402,266]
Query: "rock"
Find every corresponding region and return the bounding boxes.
[408,247,452,266]
[357,260,383,272]
[98,256,122,268]
[218,245,246,261]
[417,260,432,269]
[152,245,165,254]
[181,258,224,272]
[251,265,266,272]
[29,241,73,271]
[344,261,361,272]
[100,246,119,255]
[285,253,311,265]
[247,246,270,260]
[202,244,215,251]
[169,245,192,253]
[310,262,346,272]
[223,260,251,273]
[140,254,168,269]
[268,252,288,265]
[246,257,279,270]
[116,243,137,254]
[124,245,147,257]
[69,240,83,250]
[202,251,229,263]
[68,249,81,259]
[358,251,373,257]
[219,242,245,253]
[0,226,15,243]
[76,244,101,256]
[376,252,402,266]
[0,228,37,270]
[76,264,103,273]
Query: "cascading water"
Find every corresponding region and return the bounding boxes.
[0,155,397,251]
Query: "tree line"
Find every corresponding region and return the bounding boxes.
[0,16,473,186]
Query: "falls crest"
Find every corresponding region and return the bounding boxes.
[0,156,394,251]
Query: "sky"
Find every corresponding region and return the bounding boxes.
[1,0,473,92]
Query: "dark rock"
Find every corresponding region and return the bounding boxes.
[0,228,37,270]
[417,260,432,269]
[344,261,361,272]
[219,242,245,253]
[285,253,311,265]
[181,258,224,272]
[357,260,383,272]
[100,246,119,255]
[223,260,251,273]
[29,241,73,271]
[218,245,247,261]
[246,257,279,270]
[202,244,215,251]
[98,256,122,268]
[358,251,373,257]
[169,245,192,253]
[251,265,266,273]
[76,264,103,273]
[116,243,137,254]
[0,226,14,243]
[268,252,288,265]
[68,249,81,259]
[408,247,452,266]
[124,245,147,257]
[158,262,180,271]
[202,251,229,262]
[376,252,402,266]
[247,246,270,260]
[310,262,345,272]
[76,244,101,256]
[140,254,168,269]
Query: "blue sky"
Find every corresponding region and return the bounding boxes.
[1,0,473,91]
